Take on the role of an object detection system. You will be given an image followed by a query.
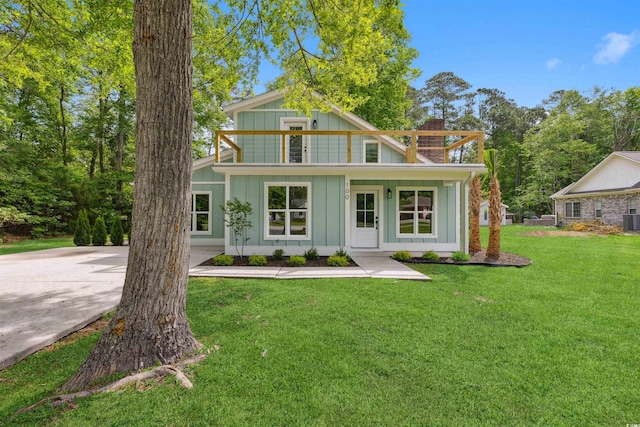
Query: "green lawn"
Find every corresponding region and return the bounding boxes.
[0,236,74,255]
[2,226,639,425]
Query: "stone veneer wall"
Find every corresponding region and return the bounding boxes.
[556,193,640,225]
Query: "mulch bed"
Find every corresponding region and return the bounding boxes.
[404,249,531,268]
[198,255,359,268]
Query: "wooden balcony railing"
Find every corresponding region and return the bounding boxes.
[214,130,484,164]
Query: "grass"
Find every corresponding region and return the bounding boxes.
[1,226,639,425]
[0,236,74,255]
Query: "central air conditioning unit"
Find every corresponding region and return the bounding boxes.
[622,214,640,231]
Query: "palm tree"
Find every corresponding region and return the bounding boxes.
[484,149,502,259]
[468,174,482,253]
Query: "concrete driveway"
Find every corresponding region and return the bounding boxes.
[0,246,128,369]
[0,245,221,370]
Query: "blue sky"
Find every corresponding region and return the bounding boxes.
[257,1,640,108]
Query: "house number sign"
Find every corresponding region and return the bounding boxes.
[345,181,350,200]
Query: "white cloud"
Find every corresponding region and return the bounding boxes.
[594,31,639,64]
[546,58,561,70]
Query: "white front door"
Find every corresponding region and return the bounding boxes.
[351,190,379,248]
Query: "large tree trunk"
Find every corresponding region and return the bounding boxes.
[468,175,481,253]
[63,0,200,391]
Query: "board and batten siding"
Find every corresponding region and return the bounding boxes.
[229,174,346,254]
[235,97,406,164]
[351,179,458,244]
[190,166,225,243]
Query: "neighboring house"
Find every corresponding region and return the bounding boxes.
[479,201,508,226]
[550,151,640,226]
[190,90,486,256]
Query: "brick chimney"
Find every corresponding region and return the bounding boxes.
[417,119,445,163]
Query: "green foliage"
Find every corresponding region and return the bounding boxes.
[0,206,31,235]
[248,255,268,266]
[333,248,350,259]
[327,255,349,267]
[213,254,234,266]
[220,198,253,258]
[272,248,285,261]
[303,246,319,261]
[391,250,413,261]
[287,256,307,267]
[451,251,471,262]
[91,216,107,246]
[110,216,125,246]
[73,210,91,246]
[421,250,440,261]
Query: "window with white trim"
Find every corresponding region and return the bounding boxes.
[594,200,602,218]
[629,199,637,214]
[397,188,436,237]
[265,183,310,239]
[191,192,211,234]
[364,141,380,163]
[565,201,581,218]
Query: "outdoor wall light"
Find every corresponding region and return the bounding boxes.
[312,119,318,129]
[387,188,392,199]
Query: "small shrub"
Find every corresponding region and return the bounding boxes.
[564,219,623,235]
[110,216,125,246]
[451,251,471,262]
[288,256,306,266]
[334,247,350,259]
[391,250,413,262]
[249,254,268,266]
[422,250,440,261]
[73,210,91,246]
[303,246,319,261]
[327,255,349,267]
[213,254,234,266]
[92,216,108,246]
[272,248,285,260]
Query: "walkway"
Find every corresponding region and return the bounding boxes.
[190,250,430,281]
[0,246,428,370]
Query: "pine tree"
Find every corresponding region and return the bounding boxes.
[92,216,108,246]
[73,210,91,246]
[110,215,125,246]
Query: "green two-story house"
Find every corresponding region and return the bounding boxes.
[190,91,486,256]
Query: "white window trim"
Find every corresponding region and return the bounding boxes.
[629,199,638,214]
[264,182,311,240]
[565,201,581,218]
[191,191,212,235]
[396,186,437,239]
[280,117,310,164]
[594,200,602,218]
[363,140,381,164]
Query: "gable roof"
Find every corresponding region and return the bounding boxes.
[551,151,640,198]
[223,90,432,164]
